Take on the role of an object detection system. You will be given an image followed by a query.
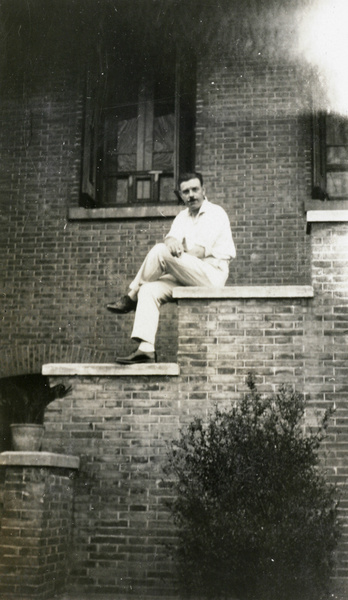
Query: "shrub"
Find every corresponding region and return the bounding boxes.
[165,373,340,600]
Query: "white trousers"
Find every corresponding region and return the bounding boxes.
[129,243,228,345]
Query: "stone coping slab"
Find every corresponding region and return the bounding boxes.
[0,451,80,469]
[42,363,180,376]
[307,210,348,223]
[173,285,314,299]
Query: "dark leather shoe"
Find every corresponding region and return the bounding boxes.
[115,349,157,364]
[107,295,137,313]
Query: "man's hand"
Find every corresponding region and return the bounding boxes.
[165,237,185,257]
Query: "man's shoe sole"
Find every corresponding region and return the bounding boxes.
[115,351,157,364]
[107,304,135,314]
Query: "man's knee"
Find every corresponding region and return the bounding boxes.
[148,242,170,260]
[138,280,173,306]
[138,281,160,302]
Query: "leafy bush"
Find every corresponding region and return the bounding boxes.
[165,373,340,600]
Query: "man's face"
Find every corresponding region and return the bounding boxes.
[179,178,205,215]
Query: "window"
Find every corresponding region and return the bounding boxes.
[80,48,196,209]
[312,112,348,200]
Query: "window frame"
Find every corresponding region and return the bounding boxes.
[312,111,348,201]
[307,111,348,231]
[79,49,196,211]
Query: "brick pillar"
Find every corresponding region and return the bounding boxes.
[0,452,79,600]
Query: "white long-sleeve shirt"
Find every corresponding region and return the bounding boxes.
[166,199,236,261]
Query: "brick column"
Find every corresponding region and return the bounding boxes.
[0,452,79,600]
[173,285,314,406]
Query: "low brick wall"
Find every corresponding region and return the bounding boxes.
[41,371,180,597]
[0,453,79,600]
[175,286,314,405]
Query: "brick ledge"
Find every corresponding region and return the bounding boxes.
[42,363,179,376]
[173,285,314,299]
[0,451,80,469]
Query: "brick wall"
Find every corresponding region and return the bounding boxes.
[0,74,178,366]
[309,222,348,588]
[195,57,312,286]
[42,376,180,597]
[1,221,348,596]
[36,245,348,598]
[0,47,311,368]
[0,465,75,599]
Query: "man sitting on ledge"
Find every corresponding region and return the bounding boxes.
[107,172,236,363]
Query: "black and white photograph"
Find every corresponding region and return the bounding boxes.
[0,1,347,599]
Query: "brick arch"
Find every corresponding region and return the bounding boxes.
[0,344,109,378]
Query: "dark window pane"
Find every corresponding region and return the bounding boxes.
[327,147,348,166]
[115,178,129,204]
[159,175,176,202]
[153,153,174,170]
[154,114,175,153]
[327,172,348,197]
[117,154,137,171]
[117,118,137,154]
[326,115,348,145]
[136,179,151,201]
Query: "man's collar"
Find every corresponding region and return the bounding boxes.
[185,197,210,218]
[194,198,209,216]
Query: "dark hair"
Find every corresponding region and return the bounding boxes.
[178,172,204,188]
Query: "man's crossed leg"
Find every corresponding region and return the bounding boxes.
[107,243,227,363]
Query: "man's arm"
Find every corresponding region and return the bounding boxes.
[186,244,205,259]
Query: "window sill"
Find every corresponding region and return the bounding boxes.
[173,285,314,299]
[305,200,348,225]
[68,205,183,221]
[42,363,180,376]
